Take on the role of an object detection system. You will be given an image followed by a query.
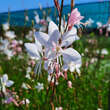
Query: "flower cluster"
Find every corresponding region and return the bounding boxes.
[0,74,31,107]
[0,23,23,59]
[25,19,82,83]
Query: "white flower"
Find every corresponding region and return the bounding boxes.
[35,82,44,92]
[25,31,33,41]
[86,18,94,27]
[5,31,16,39]
[25,21,81,75]
[47,17,51,22]
[22,99,30,104]
[21,83,28,89]
[35,21,79,48]
[35,21,81,73]
[26,67,32,74]
[2,23,9,31]
[0,74,14,93]
[81,53,84,56]
[47,74,59,85]
[90,58,98,63]
[0,38,9,51]
[18,40,23,45]
[4,49,13,59]
[39,26,47,32]
[61,47,81,73]
[48,75,54,83]
[69,62,81,75]
[25,16,29,21]
[35,13,40,24]
[56,107,63,110]
[56,107,59,110]
[101,48,108,55]
[25,67,31,79]
[25,73,31,79]
[96,49,100,54]
[0,38,14,59]
[63,57,81,75]
[106,24,110,31]
[85,48,88,53]
[97,108,102,110]
[25,37,43,74]
[97,22,102,28]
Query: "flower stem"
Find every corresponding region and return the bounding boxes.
[8,8,10,24]
[64,14,70,32]
[51,102,55,110]
[54,0,61,17]
[108,82,110,110]
[59,0,64,32]
[71,0,74,12]
[98,90,102,108]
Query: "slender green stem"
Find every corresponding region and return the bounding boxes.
[108,82,110,110]
[8,8,10,23]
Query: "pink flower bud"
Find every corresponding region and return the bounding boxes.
[99,28,103,35]
[17,47,22,52]
[55,63,59,74]
[106,31,108,37]
[13,51,17,55]
[101,55,104,59]
[29,60,35,67]
[11,44,16,48]
[68,81,72,88]
[59,107,63,110]
[40,19,47,25]
[85,62,89,67]
[68,8,84,29]
[64,71,67,80]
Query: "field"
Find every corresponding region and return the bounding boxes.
[0,24,110,109]
[0,0,110,108]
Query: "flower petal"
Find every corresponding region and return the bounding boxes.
[76,68,81,75]
[61,27,79,47]
[44,60,54,74]
[70,66,75,72]
[45,48,56,59]
[34,61,42,74]
[48,21,59,36]
[6,80,14,87]
[2,74,8,83]
[2,85,6,93]
[68,8,84,26]
[62,65,68,71]
[25,43,41,59]
[35,32,49,46]
[48,30,60,47]
[62,48,81,65]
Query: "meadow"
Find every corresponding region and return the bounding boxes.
[0,1,110,109]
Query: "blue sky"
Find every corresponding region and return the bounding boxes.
[0,0,105,13]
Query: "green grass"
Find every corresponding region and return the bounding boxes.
[0,30,110,109]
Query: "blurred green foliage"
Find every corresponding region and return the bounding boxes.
[0,28,110,109]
